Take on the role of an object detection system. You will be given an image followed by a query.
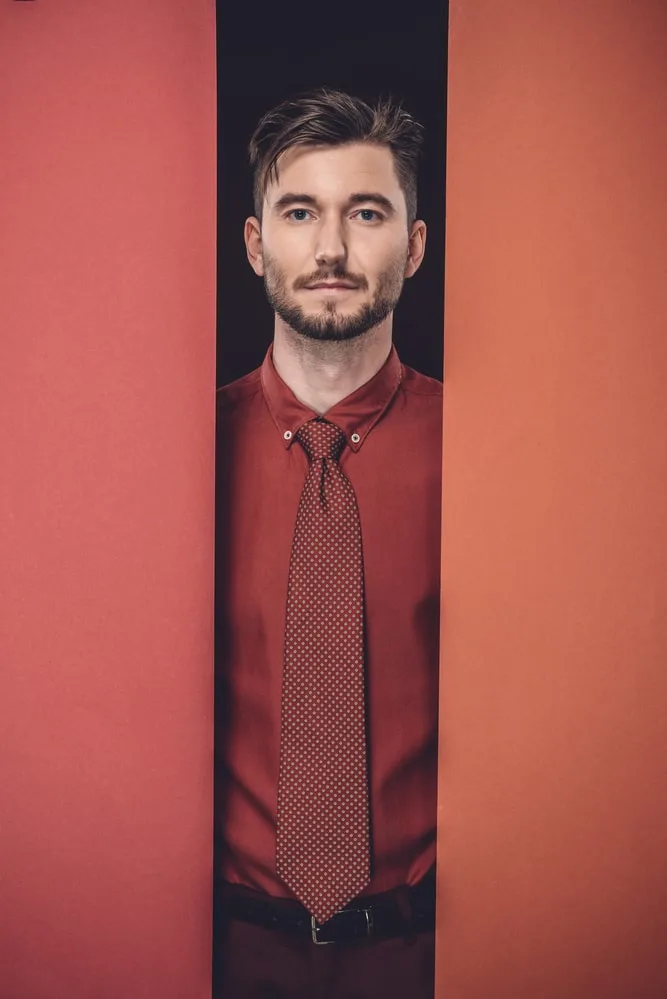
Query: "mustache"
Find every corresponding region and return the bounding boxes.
[293,266,368,291]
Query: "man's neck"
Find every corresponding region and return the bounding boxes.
[271,319,393,415]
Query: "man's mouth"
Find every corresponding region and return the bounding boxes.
[304,282,358,290]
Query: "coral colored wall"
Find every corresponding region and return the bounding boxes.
[437,2,667,997]
[0,2,216,997]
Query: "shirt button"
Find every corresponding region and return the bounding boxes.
[284,430,292,441]
[350,433,360,444]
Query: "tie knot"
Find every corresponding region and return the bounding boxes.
[296,419,346,462]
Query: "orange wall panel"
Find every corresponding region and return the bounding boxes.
[0,2,216,997]
[438,1,667,997]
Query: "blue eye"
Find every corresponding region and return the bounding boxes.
[357,209,380,222]
[288,209,311,221]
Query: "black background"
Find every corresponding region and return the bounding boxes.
[215,0,448,387]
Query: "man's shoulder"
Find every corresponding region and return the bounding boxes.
[216,365,263,417]
[399,362,443,401]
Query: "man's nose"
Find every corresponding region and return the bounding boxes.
[314,218,347,266]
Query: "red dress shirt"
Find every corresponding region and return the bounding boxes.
[215,344,442,898]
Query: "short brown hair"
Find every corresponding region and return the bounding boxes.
[248,88,424,225]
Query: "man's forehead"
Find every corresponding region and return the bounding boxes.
[266,142,401,201]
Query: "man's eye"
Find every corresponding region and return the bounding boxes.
[355,209,382,222]
[287,209,312,221]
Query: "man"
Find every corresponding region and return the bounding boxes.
[215,88,442,999]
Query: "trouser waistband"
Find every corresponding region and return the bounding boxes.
[217,868,436,945]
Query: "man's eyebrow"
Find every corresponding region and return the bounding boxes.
[271,193,319,212]
[271,192,398,215]
[347,192,397,215]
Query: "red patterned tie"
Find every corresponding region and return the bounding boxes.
[276,417,371,925]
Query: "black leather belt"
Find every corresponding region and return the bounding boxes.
[218,869,436,945]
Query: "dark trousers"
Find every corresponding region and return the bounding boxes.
[213,883,435,999]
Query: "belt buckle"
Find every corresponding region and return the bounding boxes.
[310,915,335,945]
[310,908,374,945]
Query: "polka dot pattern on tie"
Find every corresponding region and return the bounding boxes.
[276,418,371,926]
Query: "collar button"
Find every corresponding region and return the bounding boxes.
[283,430,293,441]
[350,433,361,444]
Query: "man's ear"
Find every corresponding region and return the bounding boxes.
[405,220,427,279]
[244,216,264,276]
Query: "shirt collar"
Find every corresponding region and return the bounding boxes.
[260,344,403,452]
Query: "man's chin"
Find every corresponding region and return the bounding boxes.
[293,324,370,343]
[275,307,375,343]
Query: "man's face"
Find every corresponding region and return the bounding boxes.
[247,143,420,343]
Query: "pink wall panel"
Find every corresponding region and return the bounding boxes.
[0,2,216,996]
[437,2,667,996]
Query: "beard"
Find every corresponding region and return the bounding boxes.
[262,252,407,343]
